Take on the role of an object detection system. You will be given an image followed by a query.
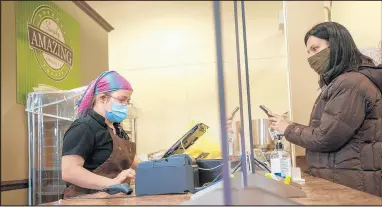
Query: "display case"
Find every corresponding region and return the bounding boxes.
[26,86,86,205]
[26,87,140,205]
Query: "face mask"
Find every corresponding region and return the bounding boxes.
[105,101,128,123]
[308,47,330,75]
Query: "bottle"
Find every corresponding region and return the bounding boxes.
[228,128,235,157]
[270,134,292,178]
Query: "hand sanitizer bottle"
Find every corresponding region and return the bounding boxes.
[270,134,291,178]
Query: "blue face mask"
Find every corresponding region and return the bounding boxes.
[105,101,128,123]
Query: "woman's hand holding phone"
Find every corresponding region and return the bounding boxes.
[226,118,233,133]
[259,105,292,134]
[269,112,292,134]
[226,107,239,133]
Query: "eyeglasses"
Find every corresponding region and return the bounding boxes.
[108,95,130,106]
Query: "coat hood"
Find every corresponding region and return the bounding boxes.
[359,65,382,93]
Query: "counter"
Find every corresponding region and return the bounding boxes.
[45,173,381,205]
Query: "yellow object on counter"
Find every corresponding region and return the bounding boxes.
[264,173,291,185]
[265,173,279,181]
[265,173,273,179]
[183,120,222,159]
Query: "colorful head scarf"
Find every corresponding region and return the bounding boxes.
[76,71,133,116]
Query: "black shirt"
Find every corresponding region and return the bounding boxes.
[62,109,130,172]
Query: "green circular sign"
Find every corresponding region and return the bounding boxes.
[29,5,73,81]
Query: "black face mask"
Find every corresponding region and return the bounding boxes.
[308,48,330,75]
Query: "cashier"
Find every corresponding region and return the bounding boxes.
[61,71,140,198]
[268,22,382,197]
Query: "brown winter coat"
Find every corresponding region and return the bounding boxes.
[285,65,382,197]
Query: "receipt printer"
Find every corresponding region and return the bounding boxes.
[135,154,199,196]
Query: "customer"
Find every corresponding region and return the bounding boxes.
[269,22,382,197]
[61,71,140,198]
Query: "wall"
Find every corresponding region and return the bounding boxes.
[88,1,290,154]
[1,1,109,205]
[284,1,325,158]
[329,1,382,48]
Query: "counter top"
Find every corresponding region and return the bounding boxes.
[290,174,381,205]
[45,173,381,205]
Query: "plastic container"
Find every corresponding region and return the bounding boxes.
[270,135,291,178]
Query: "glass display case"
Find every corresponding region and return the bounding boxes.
[26,86,86,205]
[26,87,140,205]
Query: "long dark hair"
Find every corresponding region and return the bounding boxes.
[304,22,374,85]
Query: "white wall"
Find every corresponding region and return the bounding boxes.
[328,1,381,48]
[89,1,290,154]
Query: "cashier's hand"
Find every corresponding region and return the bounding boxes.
[113,168,136,185]
[269,112,292,134]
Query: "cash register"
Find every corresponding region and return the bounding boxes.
[134,123,273,196]
[135,123,208,196]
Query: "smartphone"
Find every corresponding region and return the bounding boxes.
[228,107,240,120]
[259,105,272,117]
